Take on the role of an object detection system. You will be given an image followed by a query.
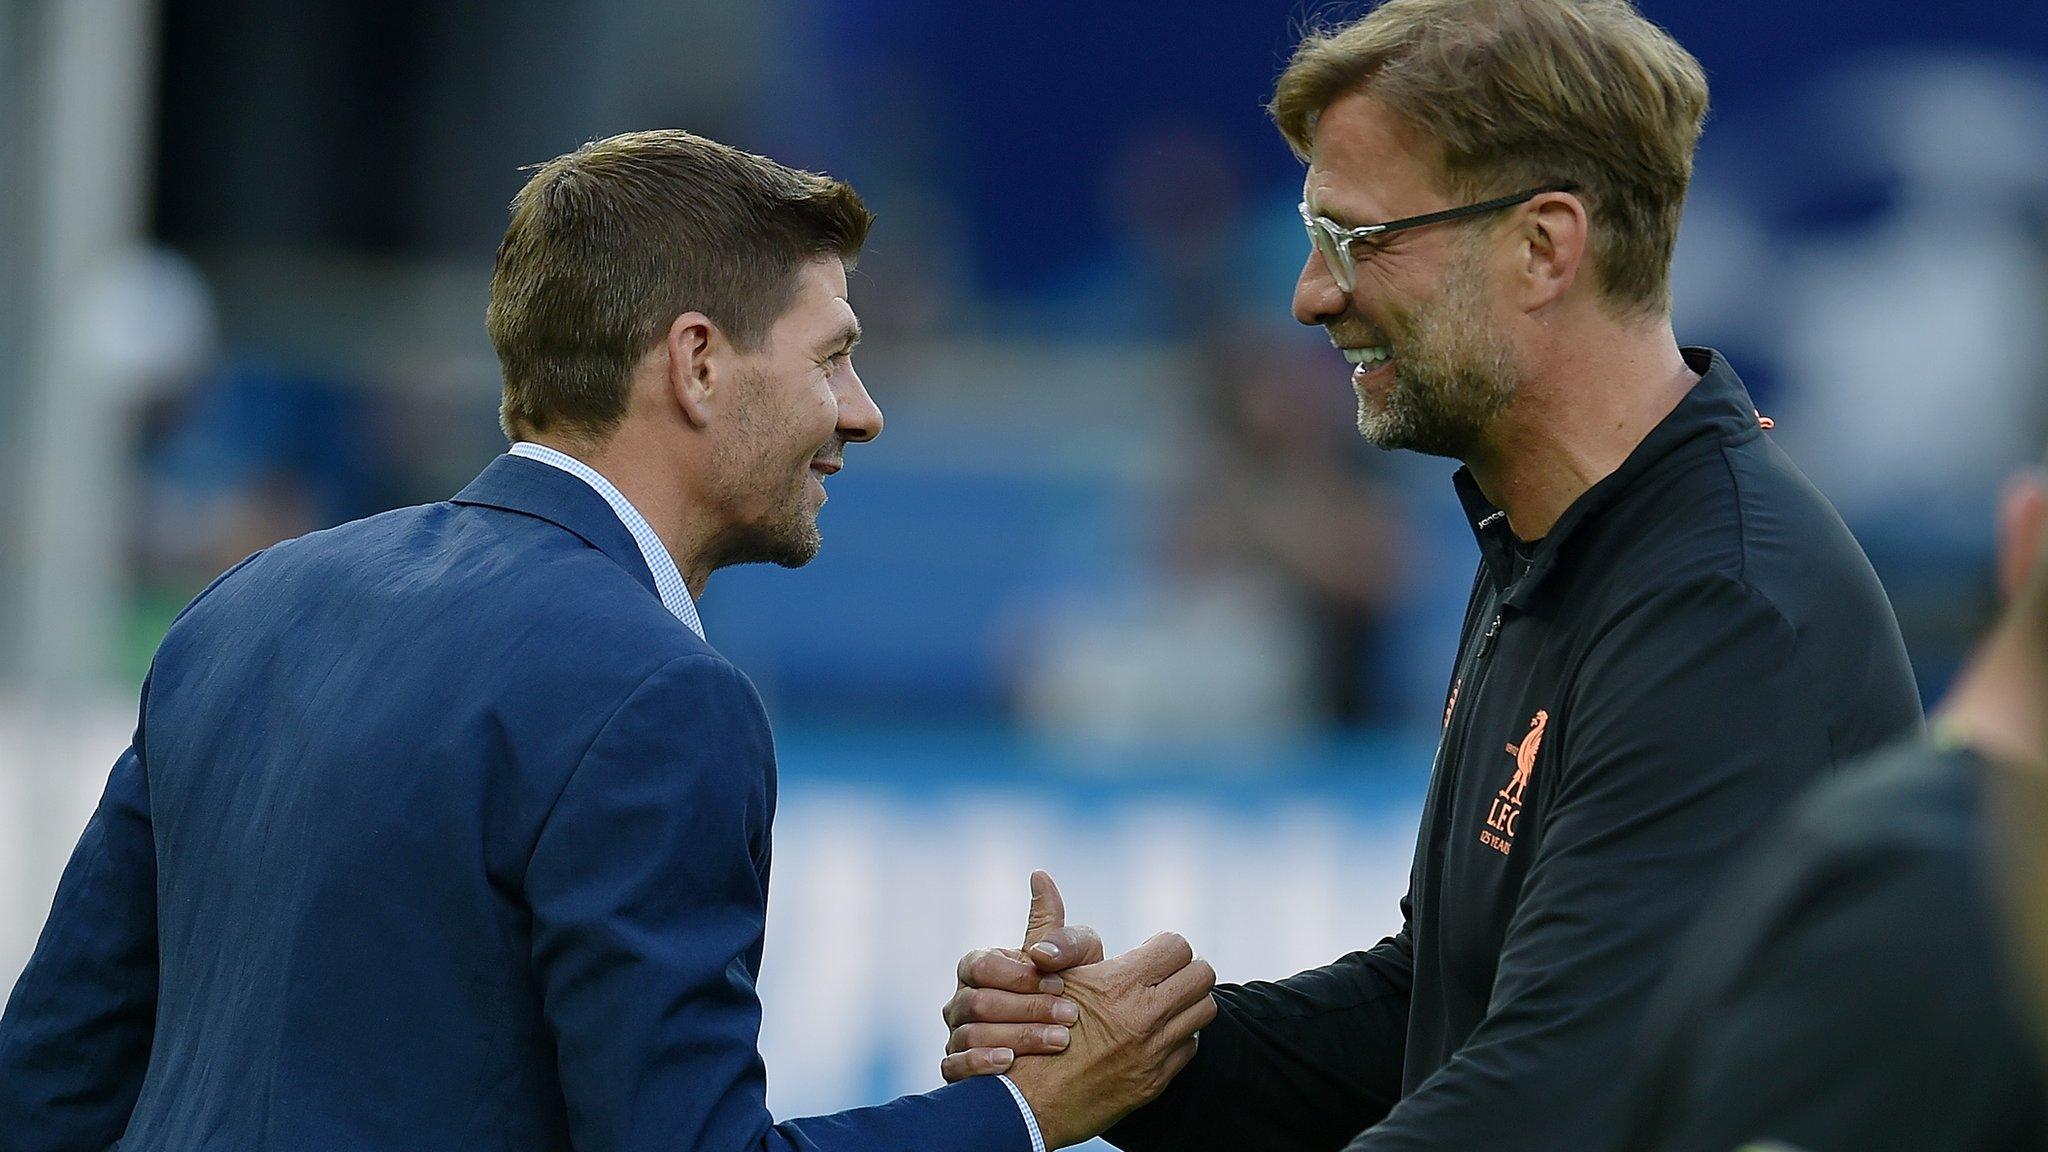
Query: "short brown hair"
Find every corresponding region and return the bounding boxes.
[488,129,873,441]
[1271,0,1708,316]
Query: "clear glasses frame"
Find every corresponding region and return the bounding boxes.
[1299,182,1579,291]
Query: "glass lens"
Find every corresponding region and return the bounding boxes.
[1313,222,1353,291]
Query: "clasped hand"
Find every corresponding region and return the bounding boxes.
[940,871,1216,1150]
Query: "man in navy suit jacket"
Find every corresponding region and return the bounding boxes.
[0,130,1214,1152]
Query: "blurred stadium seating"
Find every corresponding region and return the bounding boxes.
[3,0,2046,1135]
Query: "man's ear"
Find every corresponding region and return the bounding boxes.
[1997,469,2048,605]
[1515,190,1587,313]
[664,312,721,429]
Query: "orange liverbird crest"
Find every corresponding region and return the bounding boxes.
[1482,709,1548,856]
[1501,710,1547,806]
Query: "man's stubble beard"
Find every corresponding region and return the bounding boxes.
[1354,241,1520,461]
[702,370,826,574]
[711,475,821,572]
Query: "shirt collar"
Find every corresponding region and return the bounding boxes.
[1455,346,1765,607]
[506,442,705,639]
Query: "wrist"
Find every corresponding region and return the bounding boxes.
[1006,1067,1085,1150]
[996,1073,1051,1152]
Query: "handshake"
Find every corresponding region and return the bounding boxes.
[939,871,1218,1150]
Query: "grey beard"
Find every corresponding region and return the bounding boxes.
[1353,246,1520,460]
[1357,356,1516,459]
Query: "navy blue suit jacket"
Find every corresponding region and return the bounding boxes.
[0,454,1029,1152]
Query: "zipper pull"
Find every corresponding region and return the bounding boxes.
[1477,611,1504,660]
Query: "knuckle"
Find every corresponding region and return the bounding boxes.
[992,951,1035,988]
[965,949,1002,984]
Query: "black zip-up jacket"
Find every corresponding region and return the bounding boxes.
[1628,740,2048,1151]
[1108,348,1924,1152]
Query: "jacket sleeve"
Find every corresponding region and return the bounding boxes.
[1345,576,1844,1151]
[526,654,1031,1152]
[0,552,266,1151]
[1105,906,1414,1152]
[0,694,160,1152]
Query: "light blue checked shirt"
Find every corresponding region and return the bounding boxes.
[506,440,1045,1152]
[507,442,705,640]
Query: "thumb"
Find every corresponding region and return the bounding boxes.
[1022,870,1065,947]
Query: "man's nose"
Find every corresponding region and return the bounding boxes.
[835,367,883,444]
[1292,251,1348,328]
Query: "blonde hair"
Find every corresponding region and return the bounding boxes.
[1271,0,1708,316]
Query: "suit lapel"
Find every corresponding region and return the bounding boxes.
[451,454,661,602]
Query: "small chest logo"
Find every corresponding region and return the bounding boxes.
[1481,710,1547,856]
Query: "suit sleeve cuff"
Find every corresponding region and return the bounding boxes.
[997,1073,1049,1152]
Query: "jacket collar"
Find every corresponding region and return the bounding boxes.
[451,453,661,601]
[1456,346,1764,609]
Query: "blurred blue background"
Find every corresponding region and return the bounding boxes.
[2,0,2046,1136]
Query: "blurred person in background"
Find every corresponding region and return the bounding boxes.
[1626,445,2048,1152]
[940,1,1922,1148]
[1999,606,2048,1114]
[1008,125,1421,740]
[0,130,1214,1152]
[1170,327,1408,725]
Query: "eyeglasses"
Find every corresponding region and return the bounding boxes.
[1298,182,1579,292]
